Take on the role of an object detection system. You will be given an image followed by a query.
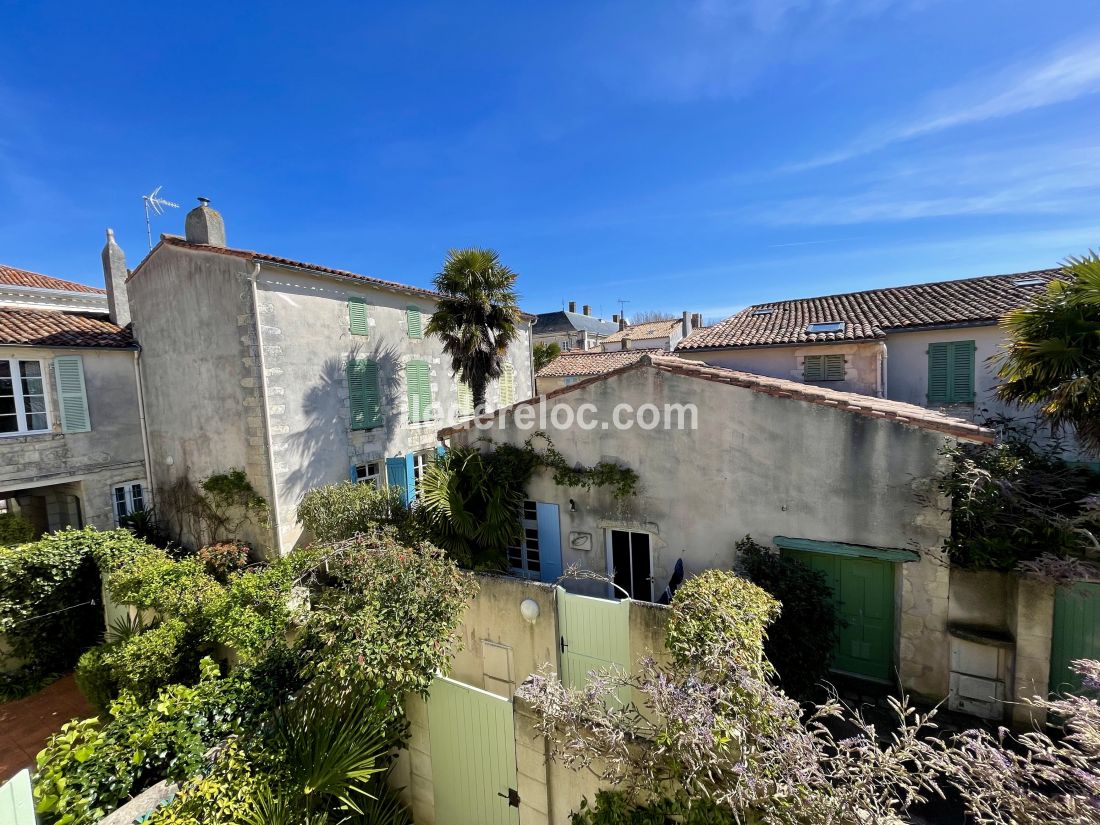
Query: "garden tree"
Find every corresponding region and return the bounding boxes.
[426,247,522,409]
[996,253,1100,453]
[533,341,561,373]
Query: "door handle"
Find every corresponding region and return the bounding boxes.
[498,788,520,807]
[560,635,568,654]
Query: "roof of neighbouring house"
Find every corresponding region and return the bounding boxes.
[441,353,993,443]
[0,264,104,294]
[677,269,1063,351]
[536,348,664,378]
[534,310,619,336]
[136,237,536,320]
[0,307,134,348]
[602,318,681,343]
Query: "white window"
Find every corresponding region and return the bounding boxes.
[0,358,49,435]
[412,452,431,500]
[560,339,572,351]
[354,461,382,487]
[507,500,541,578]
[113,481,146,523]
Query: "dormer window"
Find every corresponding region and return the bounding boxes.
[806,321,844,333]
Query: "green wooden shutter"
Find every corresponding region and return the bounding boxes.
[417,362,433,420]
[348,297,370,336]
[928,340,975,403]
[824,354,846,381]
[406,305,423,339]
[54,355,90,433]
[500,363,515,405]
[347,359,382,430]
[457,381,473,416]
[407,361,432,422]
[0,769,35,825]
[803,355,824,381]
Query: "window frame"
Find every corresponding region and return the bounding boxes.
[354,461,382,488]
[0,357,51,437]
[507,499,542,579]
[411,451,432,501]
[113,480,146,524]
[927,340,976,404]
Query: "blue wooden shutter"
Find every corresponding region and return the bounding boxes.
[436,444,447,459]
[386,456,411,504]
[347,359,382,430]
[406,305,423,339]
[535,502,563,584]
[349,464,359,482]
[54,355,90,433]
[404,452,417,503]
[348,297,370,336]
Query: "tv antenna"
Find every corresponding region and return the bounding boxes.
[142,186,180,249]
[616,298,630,321]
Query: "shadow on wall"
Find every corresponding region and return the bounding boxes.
[282,343,404,503]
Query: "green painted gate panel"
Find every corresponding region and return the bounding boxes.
[787,550,895,682]
[427,678,519,825]
[1050,581,1100,696]
[556,588,630,703]
[0,769,36,825]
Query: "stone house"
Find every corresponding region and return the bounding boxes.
[534,348,661,395]
[675,269,1085,453]
[441,353,994,704]
[123,200,535,553]
[599,312,702,352]
[0,255,147,534]
[533,302,619,352]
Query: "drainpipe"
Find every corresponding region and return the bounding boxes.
[248,264,284,555]
[132,349,154,503]
[527,319,537,396]
[880,341,889,399]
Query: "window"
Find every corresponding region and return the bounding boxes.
[751,308,775,316]
[0,358,49,435]
[405,361,433,423]
[560,339,572,351]
[499,363,516,406]
[354,461,381,487]
[348,297,370,336]
[411,452,431,500]
[803,354,846,382]
[927,340,976,403]
[1012,277,1045,287]
[113,481,145,523]
[806,321,844,334]
[406,305,423,339]
[507,500,541,578]
[347,359,383,430]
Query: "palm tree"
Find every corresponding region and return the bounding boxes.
[995,253,1100,453]
[426,248,522,410]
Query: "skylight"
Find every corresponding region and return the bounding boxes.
[751,308,775,316]
[806,321,844,333]
[1012,277,1045,287]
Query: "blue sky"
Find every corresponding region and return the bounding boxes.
[1,1,1097,321]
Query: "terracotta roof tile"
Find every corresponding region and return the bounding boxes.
[537,348,663,377]
[678,269,1062,351]
[0,264,104,294]
[441,353,992,444]
[0,308,133,348]
[602,318,680,343]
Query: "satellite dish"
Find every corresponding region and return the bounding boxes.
[141,186,180,249]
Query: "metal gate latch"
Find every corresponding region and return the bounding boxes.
[498,788,521,808]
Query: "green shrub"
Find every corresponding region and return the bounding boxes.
[146,737,268,825]
[0,511,36,546]
[667,568,779,677]
[106,551,222,626]
[297,481,412,544]
[571,790,735,825]
[197,540,250,580]
[0,529,115,698]
[34,657,265,825]
[736,537,840,698]
[73,645,117,715]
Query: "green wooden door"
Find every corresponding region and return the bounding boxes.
[426,678,519,825]
[1049,581,1100,696]
[787,551,895,682]
[0,770,36,825]
[557,588,630,701]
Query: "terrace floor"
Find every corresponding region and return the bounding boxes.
[0,674,94,780]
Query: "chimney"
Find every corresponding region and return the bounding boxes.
[184,197,226,247]
[568,300,577,313]
[612,313,619,324]
[618,315,627,330]
[692,312,703,329]
[621,338,628,350]
[101,228,130,327]
[682,310,690,339]
[583,304,591,316]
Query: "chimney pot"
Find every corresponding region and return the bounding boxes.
[568,301,576,313]
[101,228,130,327]
[612,313,619,323]
[184,197,226,247]
[682,310,691,339]
[693,312,703,329]
[618,316,627,330]
[583,304,591,316]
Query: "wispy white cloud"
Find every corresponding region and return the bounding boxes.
[789,35,1100,169]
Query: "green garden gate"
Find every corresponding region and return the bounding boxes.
[426,677,519,825]
[1050,581,1100,696]
[556,588,631,702]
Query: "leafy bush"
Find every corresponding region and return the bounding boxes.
[0,529,115,698]
[297,481,414,544]
[736,536,840,697]
[0,511,35,546]
[197,541,251,580]
[34,657,265,825]
[571,790,734,825]
[941,429,1100,571]
[105,550,222,626]
[146,737,267,825]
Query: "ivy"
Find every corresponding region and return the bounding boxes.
[522,432,640,499]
